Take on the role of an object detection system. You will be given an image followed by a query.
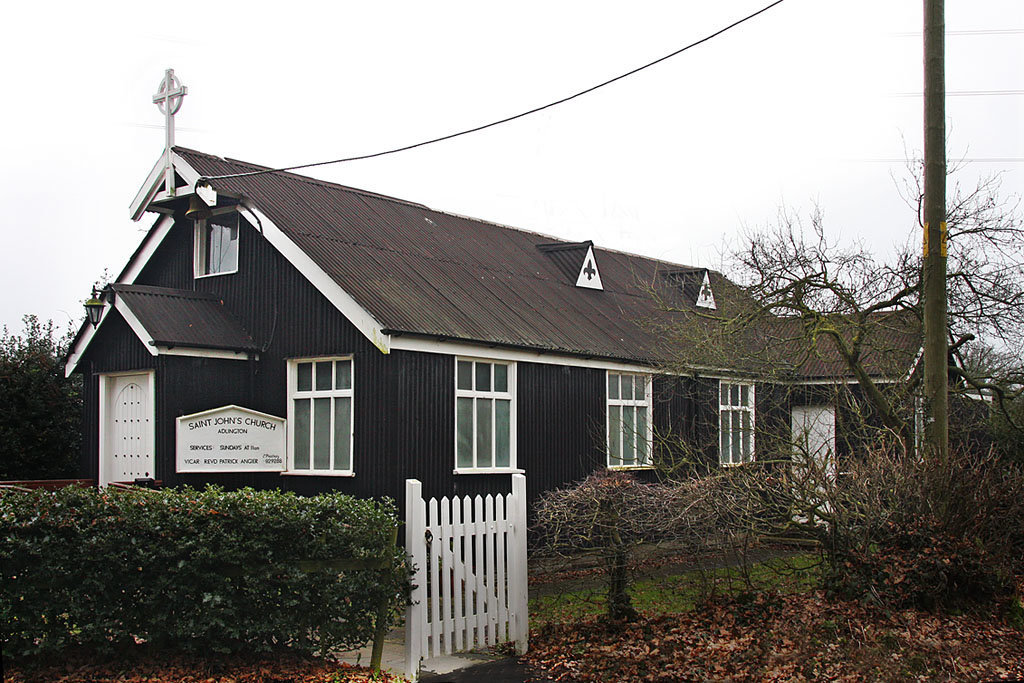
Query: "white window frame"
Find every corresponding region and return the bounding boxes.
[194,212,241,278]
[285,356,355,476]
[607,371,654,469]
[454,357,518,474]
[719,381,755,466]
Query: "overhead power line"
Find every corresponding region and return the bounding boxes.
[199,0,786,183]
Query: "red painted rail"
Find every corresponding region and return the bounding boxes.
[0,479,96,491]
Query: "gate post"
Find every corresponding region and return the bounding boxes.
[405,479,426,681]
[510,473,529,654]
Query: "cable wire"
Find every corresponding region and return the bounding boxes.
[199,0,786,183]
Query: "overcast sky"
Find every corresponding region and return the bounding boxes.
[1,0,1020,334]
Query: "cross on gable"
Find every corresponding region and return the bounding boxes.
[152,69,188,196]
[153,69,187,117]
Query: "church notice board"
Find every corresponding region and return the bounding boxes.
[176,405,286,473]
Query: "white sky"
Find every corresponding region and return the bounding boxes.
[1,0,1020,333]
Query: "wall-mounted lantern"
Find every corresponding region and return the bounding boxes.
[84,287,105,327]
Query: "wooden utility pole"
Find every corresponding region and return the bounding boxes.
[922,0,948,464]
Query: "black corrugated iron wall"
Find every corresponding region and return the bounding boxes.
[92,216,520,509]
[84,313,158,374]
[653,375,694,470]
[79,372,98,479]
[689,376,721,470]
[652,375,720,473]
[757,383,794,462]
[518,362,606,504]
[80,214,737,513]
[133,220,192,288]
[155,355,253,487]
[655,374,696,475]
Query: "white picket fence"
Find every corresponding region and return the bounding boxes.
[404,475,528,680]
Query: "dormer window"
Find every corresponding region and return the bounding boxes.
[695,271,716,309]
[575,245,603,290]
[658,268,716,310]
[195,213,239,277]
[536,240,604,291]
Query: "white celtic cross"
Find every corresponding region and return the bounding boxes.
[152,68,188,195]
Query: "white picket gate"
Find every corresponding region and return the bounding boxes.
[404,475,528,680]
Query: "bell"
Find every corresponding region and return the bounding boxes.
[185,195,212,220]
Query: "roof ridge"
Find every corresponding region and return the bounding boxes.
[426,207,594,248]
[284,228,666,298]
[174,146,430,210]
[427,206,713,274]
[536,241,593,252]
[175,146,717,277]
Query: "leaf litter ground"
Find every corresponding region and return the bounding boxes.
[3,649,406,683]
[525,589,1024,682]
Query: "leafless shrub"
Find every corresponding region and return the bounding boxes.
[721,443,1024,610]
[532,469,784,622]
[534,442,1024,619]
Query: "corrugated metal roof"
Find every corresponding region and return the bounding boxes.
[787,310,922,380]
[112,284,258,352]
[173,147,918,378]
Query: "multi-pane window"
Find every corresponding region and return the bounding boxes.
[607,372,652,467]
[288,358,353,474]
[195,213,239,277]
[456,359,515,471]
[720,382,754,465]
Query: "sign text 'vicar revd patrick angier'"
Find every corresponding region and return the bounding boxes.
[176,405,286,473]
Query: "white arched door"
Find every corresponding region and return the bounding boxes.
[99,372,155,486]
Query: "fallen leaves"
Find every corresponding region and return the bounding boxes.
[526,590,1024,682]
[3,649,406,683]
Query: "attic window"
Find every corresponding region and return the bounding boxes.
[194,212,239,277]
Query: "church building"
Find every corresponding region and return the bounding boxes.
[64,72,919,506]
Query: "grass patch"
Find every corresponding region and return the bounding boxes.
[1009,595,1024,632]
[531,552,820,623]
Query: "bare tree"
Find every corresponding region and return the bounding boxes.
[901,169,1024,424]
[651,169,1024,452]
[734,207,920,435]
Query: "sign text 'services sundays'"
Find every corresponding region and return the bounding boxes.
[176,406,286,473]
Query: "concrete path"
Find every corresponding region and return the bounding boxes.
[334,627,508,681]
[419,657,542,682]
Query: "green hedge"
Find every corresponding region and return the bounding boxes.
[0,485,409,659]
